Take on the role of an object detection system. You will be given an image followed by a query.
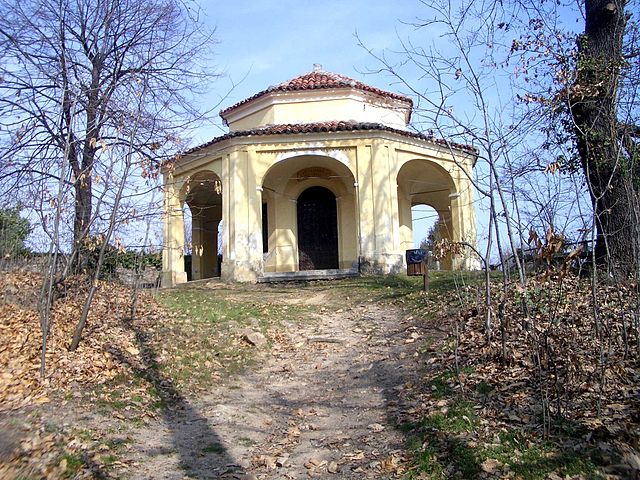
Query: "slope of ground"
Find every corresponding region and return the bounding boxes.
[0,272,637,479]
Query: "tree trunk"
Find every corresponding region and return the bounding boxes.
[571,0,640,277]
[74,179,92,271]
[72,56,101,272]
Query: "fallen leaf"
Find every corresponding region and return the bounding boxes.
[481,458,501,474]
[367,423,385,432]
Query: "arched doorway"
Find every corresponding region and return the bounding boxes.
[297,186,339,270]
[260,154,357,273]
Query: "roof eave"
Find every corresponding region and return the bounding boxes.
[220,86,413,121]
[175,122,476,161]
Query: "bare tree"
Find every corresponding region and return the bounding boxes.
[507,0,640,278]
[0,0,217,269]
[363,0,639,435]
[360,0,539,333]
[70,73,148,351]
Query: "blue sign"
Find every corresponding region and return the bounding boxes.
[406,249,427,264]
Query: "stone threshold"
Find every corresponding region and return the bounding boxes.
[258,268,358,283]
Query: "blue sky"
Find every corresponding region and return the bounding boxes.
[199,0,418,138]
[181,1,588,255]
[11,0,591,258]
[20,0,449,252]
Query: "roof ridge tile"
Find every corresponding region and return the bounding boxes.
[220,70,412,117]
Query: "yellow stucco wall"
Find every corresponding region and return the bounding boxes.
[162,130,477,285]
[224,90,410,132]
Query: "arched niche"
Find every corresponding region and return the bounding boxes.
[260,155,357,272]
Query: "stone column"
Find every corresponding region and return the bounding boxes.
[358,141,403,273]
[397,185,413,253]
[454,167,480,269]
[161,172,187,287]
[355,144,375,271]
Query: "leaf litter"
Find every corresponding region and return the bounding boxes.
[0,271,206,478]
[0,271,638,479]
[396,272,639,479]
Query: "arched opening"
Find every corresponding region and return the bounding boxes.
[411,203,447,270]
[182,206,193,281]
[411,204,440,247]
[260,154,357,273]
[297,186,339,270]
[397,159,457,269]
[181,170,222,280]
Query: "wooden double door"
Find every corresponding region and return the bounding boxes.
[296,186,339,270]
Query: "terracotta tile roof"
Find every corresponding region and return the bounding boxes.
[219,70,413,118]
[178,121,476,157]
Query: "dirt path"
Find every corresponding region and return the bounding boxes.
[115,284,432,480]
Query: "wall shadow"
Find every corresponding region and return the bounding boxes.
[112,315,243,479]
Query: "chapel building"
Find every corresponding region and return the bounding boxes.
[161,66,478,285]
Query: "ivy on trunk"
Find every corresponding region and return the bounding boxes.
[571,0,640,277]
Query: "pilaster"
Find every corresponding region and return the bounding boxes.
[161,172,187,287]
[221,148,263,282]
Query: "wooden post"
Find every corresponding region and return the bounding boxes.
[422,259,429,292]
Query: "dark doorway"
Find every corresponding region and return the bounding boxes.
[297,186,339,270]
[262,203,268,253]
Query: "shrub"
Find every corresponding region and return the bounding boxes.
[0,205,31,257]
